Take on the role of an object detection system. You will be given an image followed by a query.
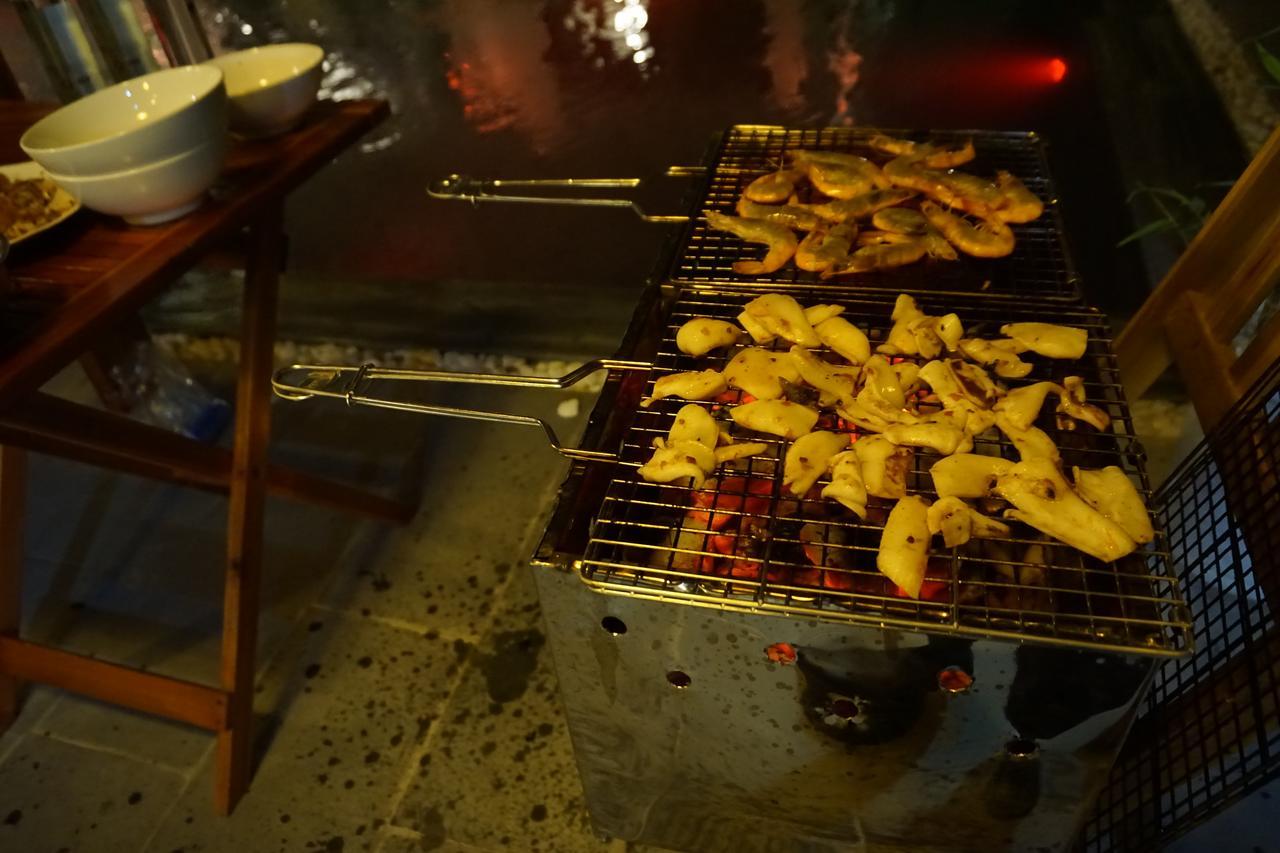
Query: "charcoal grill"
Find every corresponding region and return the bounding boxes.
[275,126,1197,852]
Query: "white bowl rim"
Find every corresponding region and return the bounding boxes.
[44,137,224,184]
[19,66,225,157]
[206,42,325,92]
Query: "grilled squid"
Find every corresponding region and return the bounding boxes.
[926,496,1011,548]
[993,381,1058,431]
[783,431,850,496]
[853,435,912,499]
[804,303,845,326]
[789,346,858,407]
[822,450,868,517]
[714,441,770,465]
[878,294,963,358]
[883,421,971,456]
[815,316,872,365]
[637,440,716,488]
[667,403,719,449]
[995,459,1137,563]
[1073,466,1154,544]
[741,294,822,347]
[929,453,1014,499]
[1056,376,1111,431]
[675,318,742,357]
[641,369,727,407]
[1000,322,1088,359]
[878,495,931,599]
[730,399,819,440]
[995,413,1061,463]
[724,347,801,401]
[957,338,1032,379]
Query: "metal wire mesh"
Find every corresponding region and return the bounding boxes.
[671,125,1082,301]
[1083,358,1280,849]
[579,287,1190,656]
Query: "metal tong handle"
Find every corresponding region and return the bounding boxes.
[426,166,703,223]
[271,359,651,462]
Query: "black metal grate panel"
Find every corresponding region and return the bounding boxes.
[579,287,1190,655]
[1084,358,1280,849]
[672,125,1082,301]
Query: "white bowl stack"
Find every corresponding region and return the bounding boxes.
[18,43,325,227]
[20,66,229,225]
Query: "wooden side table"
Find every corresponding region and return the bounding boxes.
[0,98,411,813]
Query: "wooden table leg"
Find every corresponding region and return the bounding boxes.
[214,208,282,814]
[0,445,24,729]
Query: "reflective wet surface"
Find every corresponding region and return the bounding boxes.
[194,0,1245,321]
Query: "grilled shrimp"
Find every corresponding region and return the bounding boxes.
[823,239,928,276]
[795,222,857,273]
[867,134,976,168]
[744,169,801,204]
[790,150,891,198]
[883,157,992,217]
[704,210,798,274]
[993,171,1044,223]
[736,196,822,231]
[790,188,916,223]
[919,201,1015,258]
[870,209,958,261]
[789,150,892,186]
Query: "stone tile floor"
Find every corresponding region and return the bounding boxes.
[0,366,639,853]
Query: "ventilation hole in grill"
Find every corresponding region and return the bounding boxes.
[1005,737,1040,759]
[601,616,627,636]
[937,665,974,693]
[666,670,692,689]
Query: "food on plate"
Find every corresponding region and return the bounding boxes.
[930,453,1014,499]
[926,496,1010,547]
[704,210,798,274]
[877,495,931,599]
[1000,322,1088,359]
[675,318,742,357]
[641,369,727,407]
[730,399,820,439]
[1057,376,1110,431]
[1073,466,1155,544]
[995,459,1137,562]
[956,338,1032,378]
[822,450,868,517]
[741,293,822,347]
[853,435,912,499]
[783,431,850,495]
[744,169,801,204]
[0,172,70,241]
[724,347,801,400]
[796,222,858,273]
[815,316,872,364]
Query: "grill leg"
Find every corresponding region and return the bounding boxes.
[0,446,24,728]
[214,207,282,815]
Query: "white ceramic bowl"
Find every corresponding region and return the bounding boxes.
[46,136,227,226]
[20,66,226,177]
[206,43,324,138]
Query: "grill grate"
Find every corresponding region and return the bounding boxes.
[672,125,1082,301]
[579,287,1190,656]
[1084,358,1280,849]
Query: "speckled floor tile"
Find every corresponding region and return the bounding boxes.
[142,609,464,852]
[390,564,609,853]
[34,693,210,774]
[319,386,585,638]
[0,686,62,767]
[0,733,185,852]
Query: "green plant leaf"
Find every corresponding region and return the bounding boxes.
[1116,218,1178,248]
[1257,43,1280,85]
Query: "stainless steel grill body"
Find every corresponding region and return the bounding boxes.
[537,566,1154,853]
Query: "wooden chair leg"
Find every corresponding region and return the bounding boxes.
[0,446,26,728]
[214,208,282,814]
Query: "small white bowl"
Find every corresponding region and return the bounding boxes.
[20,66,226,176]
[206,43,325,138]
[47,137,227,226]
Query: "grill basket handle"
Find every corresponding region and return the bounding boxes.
[426,167,702,223]
[271,359,649,462]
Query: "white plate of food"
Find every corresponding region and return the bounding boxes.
[0,160,80,244]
